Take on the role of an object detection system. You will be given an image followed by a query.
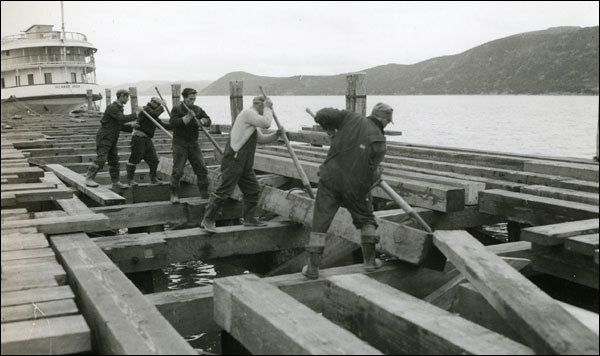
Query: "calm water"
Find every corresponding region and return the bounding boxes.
[105,95,599,159]
[110,95,597,352]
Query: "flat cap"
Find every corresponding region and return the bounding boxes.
[116,89,129,97]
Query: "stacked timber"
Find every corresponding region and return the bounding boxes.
[521,219,599,289]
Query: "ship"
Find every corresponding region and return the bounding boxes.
[1,24,102,116]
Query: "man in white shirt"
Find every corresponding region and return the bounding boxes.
[201,96,281,232]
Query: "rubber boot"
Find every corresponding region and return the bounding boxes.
[84,164,99,187]
[126,163,138,186]
[170,178,180,204]
[243,200,267,227]
[149,164,161,184]
[301,232,327,280]
[201,194,225,232]
[109,165,128,189]
[361,224,382,272]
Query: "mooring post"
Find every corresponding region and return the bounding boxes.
[346,73,366,117]
[105,88,111,108]
[86,89,93,110]
[229,80,244,124]
[172,84,181,107]
[129,87,138,112]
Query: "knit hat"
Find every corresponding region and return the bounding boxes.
[116,89,129,98]
[182,88,197,98]
[372,102,393,123]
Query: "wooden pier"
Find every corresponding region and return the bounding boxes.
[1,77,598,354]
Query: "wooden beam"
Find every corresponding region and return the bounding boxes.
[454,283,599,340]
[1,285,75,308]
[322,274,533,354]
[259,185,441,266]
[433,229,599,354]
[1,213,110,234]
[564,233,599,256]
[1,299,79,323]
[46,164,126,206]
[49,232,196,355]
[0,315,91,355]
[530,245,598,289]
[1,187,73,208]
[254,152,465,212]
[521,219,599,246]
[521,185,599,206]
[213,274,382,355]
[524,159,599,183]
[94,221,306,273]
[479,189,598,225]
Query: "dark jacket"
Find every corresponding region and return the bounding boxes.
[97,101,137,145]
[315,108,386,198]
[138,103,169,138]
[169,103,211,143]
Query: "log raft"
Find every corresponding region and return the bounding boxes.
[1,80,598,354]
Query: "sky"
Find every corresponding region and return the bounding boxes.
[2,1,598,85]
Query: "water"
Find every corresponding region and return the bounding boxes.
[103,95,599,159]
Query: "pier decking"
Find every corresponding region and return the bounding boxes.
[1,79,598,355]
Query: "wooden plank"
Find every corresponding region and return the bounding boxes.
[524,159,599,183]
[1,187,73,208]
[1,213,110,234]
[323,274,533,355]
[49,232,197,355]
[1,166,44,179]
[0,314,91,355]
[1,299,79,323]
[432,229,599,354]
[520,219,599,246]
[521,184,599,205]
[1,233,49,251]
[254,152,465,212]
[479,189,598,225]
[55,196,94,215]
[95,221,306,273]
[424,257,531,311]
[531,245,598,289]
[1,182,56,192]
[213,274,382,355]
[1,274,61,292]
[46,164,126,206]
[1,247,55,262]
[453,283,599,344]
[1,286,75,307]
[259,185,440,266]
[565,233,599,256]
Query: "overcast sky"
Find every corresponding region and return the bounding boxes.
[2,1,598,85]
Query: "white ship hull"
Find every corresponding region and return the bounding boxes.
[1,83,102,115]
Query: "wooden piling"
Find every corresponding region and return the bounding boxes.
[129,87,138,112]
[105,88,111,108]
[229,81,244,124]
[86,90,93,110]
[172,84,181,107]
[346,73,366,117]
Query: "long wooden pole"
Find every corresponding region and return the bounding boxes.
[259,86,314,199]
[376,179,433,233]
[140,109,172,138]
[155,87,223,156]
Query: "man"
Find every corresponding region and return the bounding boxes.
[302,103,394,279]
[85,89,140,188]
[169,88,211,203]
[201,96,281,232]
[126,97,170,186]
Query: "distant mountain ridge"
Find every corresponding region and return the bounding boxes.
[201,26,599,95]
[104,80,212,97]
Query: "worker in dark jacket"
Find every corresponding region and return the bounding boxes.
[169,88,211,203]
[85,89,140,188]
[302,103,393,279]
[126,97,170,186]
